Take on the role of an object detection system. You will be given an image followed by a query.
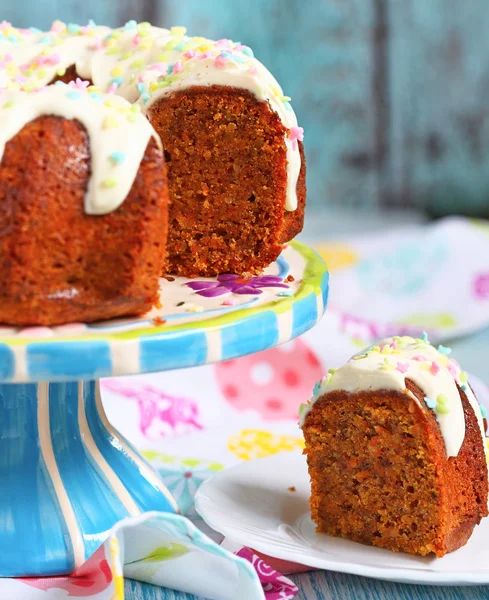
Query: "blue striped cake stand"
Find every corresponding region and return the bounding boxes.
[0,240,328,577]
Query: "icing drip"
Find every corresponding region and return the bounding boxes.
[0,84,160,214]
[0,21,303,213]
[300,335,488,461]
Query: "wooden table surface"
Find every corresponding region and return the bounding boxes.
[124,323,489,598]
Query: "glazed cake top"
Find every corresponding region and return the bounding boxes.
[300,334,488,460]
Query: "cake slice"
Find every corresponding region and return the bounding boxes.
[301,335,489,557]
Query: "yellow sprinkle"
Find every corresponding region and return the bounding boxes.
[353,354,367,361]
[101,177,118,188]
[130,59,144,69]
[370,346,380,353]
[380,345,392,355]
[106,47,121,56]
[120,51,133,60]
[56,67,66,77]
[130,103,141,113]
[157,52,172,63]
[102,115,119,129]
[104,98,116,108]
[438,354,449,367]
[380,358,394,371]
[171,26,187,37]
[140,39,154,50]
[328,368,337,375]
[110,30,122,39]
[3,99,14,109]
[126,113,138,123]
[195,42,213,53]
[37,69,47,80]
[138,21,152,29]
[87,85,101,93]
[110,65,123,77]
[105,38,117,49]
[149,80,159,93]
[420,362,431,371]
[459,371,468,383]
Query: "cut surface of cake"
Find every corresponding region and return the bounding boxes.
[0,21,305,278]
[0,85,168,326]
[301,335,489,557]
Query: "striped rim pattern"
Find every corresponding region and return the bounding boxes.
[0,241,329,382]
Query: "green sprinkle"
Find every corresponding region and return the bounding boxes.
[101,177,118,188]
[3,99,14,109]
[437,393,448,405]
[459,371,468,383]
[436,404,450,415]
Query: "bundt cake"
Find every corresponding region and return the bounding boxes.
[0,84,168,326]
[301,335,489,557]
[0,20,305,280]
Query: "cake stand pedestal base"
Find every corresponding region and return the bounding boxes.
[0,380,177,577]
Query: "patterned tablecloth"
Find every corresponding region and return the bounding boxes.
[4,216,489,599]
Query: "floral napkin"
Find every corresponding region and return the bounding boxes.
[5,216,489,599]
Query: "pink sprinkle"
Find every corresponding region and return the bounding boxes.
[430,361,441,376]
[106,82,117,94]
[289,126,305,151]
[137,74,144,83]
[15,74,28,83]
[0,21,12,30]
[222,298,238,306]
[172,60,182,74]
[131,34,141,47]
[396,362,409,374]
[50,21,65,33]
[214,55,228,68]
[183,50,196,59]
[91,37,103,50]
[248,65,259,77]
[412,355,427,361]
[234,44,245,51]
[447,363,458,378]
[149,62,165,72]
[449,358,461,371]
[199,52,211,60]
[68,77,90,91]
[216,38,232,47]
[390,340,399,350]
[80,25,92,35]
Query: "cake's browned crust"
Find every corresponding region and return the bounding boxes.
[147,86,305,277]
[302,381,488,557]
[50,64,87,85]
[0,115,168,326]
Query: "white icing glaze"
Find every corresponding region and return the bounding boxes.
[0,21,302,213]
[0,85,159,214]
[300,336,488,460]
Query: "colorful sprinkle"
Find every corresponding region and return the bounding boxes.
[421,331,429,343]
[396,362,409,374]
[109,152,126,165]
[438,345,452,355]
[101,177,118,188]
[430,361,441,376]
[481,405,488,419]
[424,397,437,409]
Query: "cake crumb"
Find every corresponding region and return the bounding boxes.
[288,486,296,492]
[152,316,167,326]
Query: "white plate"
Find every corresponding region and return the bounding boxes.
[195,450,489,586]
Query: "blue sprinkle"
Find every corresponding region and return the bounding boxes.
[9,35,19,43]
[220,51,231,58]
[461,384,468,392]
[0,33,6,41]
[29,27,42,33]
[55,80,67,86]
[438,344,452,355]
[67,23,80,34]
[174,43,185,51]
[241,46,254,58]
[421,331,429,343]
[167,64,174,75]
[110,77,123,86]
[480,404,488,419]
[124,20,137,31]
[277,290,293,296]
[141,92,150,104]
[88,19,97,28]
[284,101,293,111]
[313,381,321,396]
[66,90,82,100]
[88,92,104,102]
[424,396,437,409]
[39,36,52,44]
[109,152,126,165]
[230,54,246,64]
[137,82,145,93]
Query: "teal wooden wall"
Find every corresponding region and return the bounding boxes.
[2,0,489,217]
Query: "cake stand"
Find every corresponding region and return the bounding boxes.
[0,241,328,577]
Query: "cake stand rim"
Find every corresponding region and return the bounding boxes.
[0,240,329,383]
